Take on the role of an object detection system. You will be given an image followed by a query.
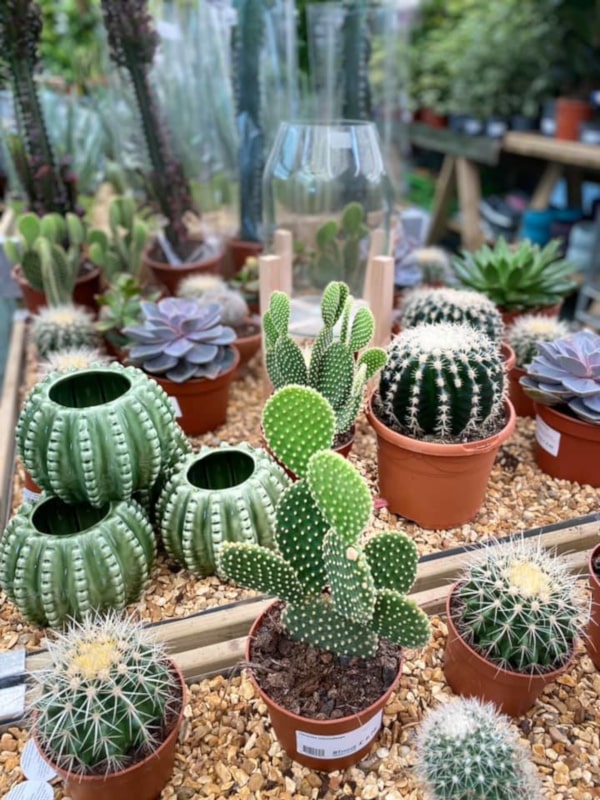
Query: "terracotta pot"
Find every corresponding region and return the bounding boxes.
[555,97,592,141]
[12,263,102,315]
[533,403,600,487]
[586,544,600,669]
[420,108,447,129]
[499,341,516,371]
[234,323,262,373]
[499,303,561,327]
[150,348,240,436]
[508,364,535,418]
[228,238,263,276]
[35,661,185,800]
[444,585,577,716]
[23,469,43,504]
[245,600,402,771]
[365,394,516,529]
[143,244,224,296]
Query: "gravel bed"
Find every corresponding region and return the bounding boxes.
[1,339,600,798]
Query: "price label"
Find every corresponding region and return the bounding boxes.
[296,710,383,760]
[170,396,183,419]
[535,414,561,457]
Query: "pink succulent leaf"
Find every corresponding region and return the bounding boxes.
[166,361,199,383]
[186,343,219,364]
[129,343,165,359]
[143,353,179,373]
[121,325,165,342]
[536,381,572,397]
[569,397,600,424]
[140,301,165,320]
[526,363,568,382]
[164,337,193,358]
[561,376,600,396]
[554,354,592,377]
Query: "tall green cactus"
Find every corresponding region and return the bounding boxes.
[219,385,431,658]
[0,496,156,628]
[263,281,386,435]
[378,321,506,441]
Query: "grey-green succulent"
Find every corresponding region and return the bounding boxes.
[219,385,431,658]
[263,281,386,435]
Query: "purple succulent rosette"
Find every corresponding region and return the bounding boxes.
[520,329,600,424]
[123,297,236,383]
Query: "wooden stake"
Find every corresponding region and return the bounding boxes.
[363,254,394,348]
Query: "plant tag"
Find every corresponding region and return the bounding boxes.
[0,649,25,682]
[170,396,183,418]
[22,487,42,505]
[4,781,54,800]
[0,684,26,722]
[295,710,383,760]
[535,414,561,457]
[21,740,57,782]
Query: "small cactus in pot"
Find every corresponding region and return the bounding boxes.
[31,612,183,784]
[32,304,100,358]
[506,314,570,369]
[37,346,110,379]
[415,697,543,800]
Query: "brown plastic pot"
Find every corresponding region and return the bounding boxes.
[143,243,224,296]
[245,600,402,771]
[234,322,262,373]
[228,238,263,276]
[555,97,592,141]
[533,403,600,487]
[420,108,447,129]
[150,348,240,436]
[23,469,43,504]
[444,585,577,716]
[586,543,600,669]
[499,341,515,371]
[508,364,535,418]
[12,263,102,315]
[365,394,516,529]
[35,661,185,800]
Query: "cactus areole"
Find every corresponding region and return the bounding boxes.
[17,363,178,506]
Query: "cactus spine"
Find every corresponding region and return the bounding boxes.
[455,537,584,672]
[378,322,506,441]
[32,612,181,774]
[32,304,99,358]
[219,385,431,657]
[156,443,290,576]
[0,496,156,627]
[17,363,179,506]
[415,697,543,800]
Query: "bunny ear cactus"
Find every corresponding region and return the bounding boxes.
[263,281,386,436]
[89,196,149,281]
[219,385,431,657]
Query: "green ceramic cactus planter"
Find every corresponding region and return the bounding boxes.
[0,495,156,627]
[157,443,290,576]
[17,363,178,506]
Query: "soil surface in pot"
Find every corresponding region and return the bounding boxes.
[234,319,260,338]
[249,603,401,719]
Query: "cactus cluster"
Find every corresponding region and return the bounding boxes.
[177,277,250,329]
[88,196,150,281]
[399,287,505,343]
[311,203,370,295]
[32,304,99,358]
[219,385,431,658]
[32,612,181,775]
[415,697,543,800]
[506,314,570,369]
[377,322,506,441]
[5,212,88,305]
[454,537,584,672]
[124,298,237,383]
[156,442,290,576]
[520,329,600,424]
[263,281,386,435]
[453,237,576,311]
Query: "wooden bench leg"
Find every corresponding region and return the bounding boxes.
[426,155,457,246]
[455,157,485,251]
[530,162,563,210]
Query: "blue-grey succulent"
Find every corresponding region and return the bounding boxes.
[123,297,237,383]
[520,329,600,424]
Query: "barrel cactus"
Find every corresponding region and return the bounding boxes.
[519,329,600,424]
[17,362,179,506]
[377,322,506,441]
[0,496,156,627]
[415,697,543,800]
[156,442,290,576]
[38,346,109,378]
[32,612,181,775]
[453,537,584,673]
[32,304,100,358]
[399,287,505,343]
[219,385,431,658]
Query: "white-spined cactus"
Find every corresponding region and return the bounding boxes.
[377,322,506,441]
[505,314,570,368]
[37,346,109,378]
[415,697,543,800]
[263,281,387,436]
[399,286,505,343]
[32,612,182,775]
[219,385,431,657]
[454,537,585,673]
[32,304,100,358]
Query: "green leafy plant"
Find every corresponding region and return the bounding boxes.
[96,273,160,350]
[263,280,386,437]
[220,384,431,658]
[89,196,150,281]
[453,237,577,312]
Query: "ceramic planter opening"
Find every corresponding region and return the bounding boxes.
[32,497,110,535]
[49,370,131,408]
[187,449,255,490]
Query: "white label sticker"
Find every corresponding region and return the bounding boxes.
[295,710,382,760]
[170,396,183,418]
[5,782,54,800]
[21,740,57,782]
[535,414,561,457]
[22,488,42,505]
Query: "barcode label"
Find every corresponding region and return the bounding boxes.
[170,396,183,418]
[295,710,383,760]
[535,414,561,457]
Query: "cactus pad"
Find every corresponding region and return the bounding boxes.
[372,590,431,649]
[365,532,419,594]
[323,530,376,624]
[283,595,378,657]
[219,542,305,604]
